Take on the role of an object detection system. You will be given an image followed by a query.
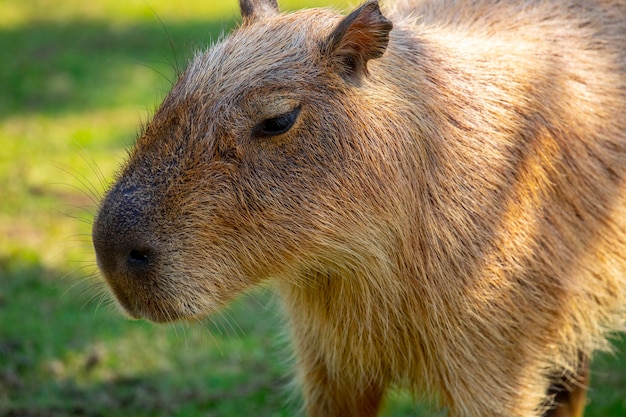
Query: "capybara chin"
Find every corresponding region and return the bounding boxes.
[91,0,626,415]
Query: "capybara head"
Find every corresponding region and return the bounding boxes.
[92,0,394,322]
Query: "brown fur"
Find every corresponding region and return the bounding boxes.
[92,0,626,416]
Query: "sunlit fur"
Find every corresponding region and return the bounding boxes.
[93,0,626,416]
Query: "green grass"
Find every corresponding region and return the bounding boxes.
[0,1,624,416]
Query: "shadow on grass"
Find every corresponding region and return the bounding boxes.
[0,17,235,120]
[3,370,293,417]
[0,254,296,417]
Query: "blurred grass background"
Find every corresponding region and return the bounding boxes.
[0,1,624,416]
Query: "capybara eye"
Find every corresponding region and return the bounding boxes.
[254,106,301,138]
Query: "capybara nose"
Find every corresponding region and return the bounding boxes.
[128,248,152,265]
[92,227,156,281]
[92,185,157,283]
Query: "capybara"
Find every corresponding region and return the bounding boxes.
[92,0,626,415]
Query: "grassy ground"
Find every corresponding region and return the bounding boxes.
[0,1,624,416]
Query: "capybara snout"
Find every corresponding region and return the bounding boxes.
[94,0,626,416]
[92,180,161,319]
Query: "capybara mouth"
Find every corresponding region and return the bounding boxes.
[102,275,157,321]
[105,277,193,323]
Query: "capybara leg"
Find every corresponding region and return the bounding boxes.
[303,381,383,417]
[543,356,589,417]
[300,360,384,417]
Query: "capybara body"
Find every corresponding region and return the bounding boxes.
[92,0,626,416]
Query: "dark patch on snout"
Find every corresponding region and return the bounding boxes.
[92,181,160,317]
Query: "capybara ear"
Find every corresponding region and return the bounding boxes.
[239,0,279,23]
[323,0,393,82]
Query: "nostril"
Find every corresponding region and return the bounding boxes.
[128,248,151,264]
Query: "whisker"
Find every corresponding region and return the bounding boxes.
[137,61,177,88]
[195,316,225,357]
[51,164,102,206]
[221,308,245,339]
[80,284,109,311]
[73,143,110,193]
[62,233,96,244]
[56,209,96,226]
[142,0,181,78]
